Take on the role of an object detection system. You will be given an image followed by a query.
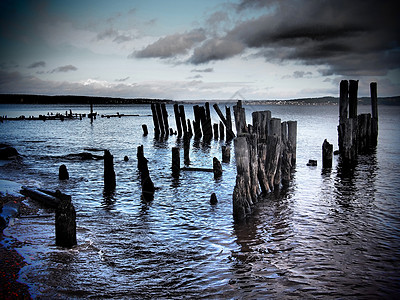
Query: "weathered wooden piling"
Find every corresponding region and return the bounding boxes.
[55,193,77,248]
[104,150,116,190]
[219,122,225,140]
[233,136,252,220]
[338,80,378,164]
[322,139,333,168]
[137,145,155,200]
[179,105,188,137]
[184,137,190,165]
[213,157,222,179]
[370,82,378,146]
[151,104,160,137]
[174,104,183,138]
[233,100,247,135]
[142,124,148,136]
[213,103,235,141]
[172,147,180,178]
[266,118,282,191]
[281,122,292,186]
[222,145,230,163]
[161,103,169,135]
[287,121,297,166]
[59,164,69,180]
[193,105,202,139]
[213,123,219,140]
[155,103,165,136]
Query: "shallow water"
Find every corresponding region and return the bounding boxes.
[0,103,399,298]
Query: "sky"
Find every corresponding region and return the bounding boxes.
[0,0,399,100]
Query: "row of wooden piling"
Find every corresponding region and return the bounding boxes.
[337,81,378,165]
[231,101,297,220]
[149,102,235,142]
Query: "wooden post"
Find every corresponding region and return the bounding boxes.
[184,137,190,165]
[161,103,169,135]
[155,103,165,136]
[59,164,69,180]
[287,121,297,167]
[213,103,235,140]
[233,100,247,135]
[266,118,281,191]
[219,122,225,140]
[179,105,188,137]
[193,105,202,139]
[55,193,77,248]
[151,104,160,137]
[213,123,219,139]
[213,157,222,179]
[341,118,357,164]
[222,145,230,163]
[172,147,180,178]
[338,80,348,153]
[232,136,252,221]
[370,82,378,146]
[104,150,116,190]
[247,133,259,202]
[281,122,292,186]
[322,139,333,168]
[357,113,371,153]
[210,193,218,205]
[142,124,148,136]
[137,145,155,200]
[174,104,183,138]
[226,106,234,141]
[349,80,358,119]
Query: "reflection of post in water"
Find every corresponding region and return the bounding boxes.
[334,150,378,207]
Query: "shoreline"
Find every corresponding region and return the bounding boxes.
[0,186,34,299]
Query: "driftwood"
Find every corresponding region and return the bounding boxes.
[20,187,62,208]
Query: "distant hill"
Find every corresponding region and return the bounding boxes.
[0,93,399,105]
[0,94,173,104]
[245,96,400,106]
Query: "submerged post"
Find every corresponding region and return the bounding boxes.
[104,150,116,190]
[322,139,333,168]
[59,164,69,180]
[55,193,77,248]
[213,157,222,179]
[172,147,180,178]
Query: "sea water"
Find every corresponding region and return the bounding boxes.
[0,103,399,298]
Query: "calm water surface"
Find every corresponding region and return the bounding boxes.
[0,103,399,299]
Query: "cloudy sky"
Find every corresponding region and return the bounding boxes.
[0,0,399,100]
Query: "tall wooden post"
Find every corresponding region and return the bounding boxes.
[349,80,358,119]
[222,145,230,163]
[104,150,116,190]
[155,103,165,136]
[172,147,180,178]
[219,122,225,140]
[281,122,292,186]
[287,121,297,167]
[179,105,188,137]
[233,100,247,135]
[174,104,182,138]
[184,137,190,165]
[370,82,378,146]
[193,105,202,139]
[266,118,281,191]
[151,104,160,137]
[232,136,252,221]
[161,103,169,135]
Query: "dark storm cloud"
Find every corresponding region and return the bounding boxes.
[131,29,206,59]
[187,0,399,76]
[188,38,245,64]
[28,61,46,69]
[50,65,78,73]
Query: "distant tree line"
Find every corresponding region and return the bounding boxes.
[0,94,173,104]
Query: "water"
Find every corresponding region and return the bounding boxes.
[0,103,399,298]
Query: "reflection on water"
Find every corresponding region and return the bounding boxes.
[0,104,399,298]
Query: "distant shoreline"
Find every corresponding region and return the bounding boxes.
[0,93,399,106]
